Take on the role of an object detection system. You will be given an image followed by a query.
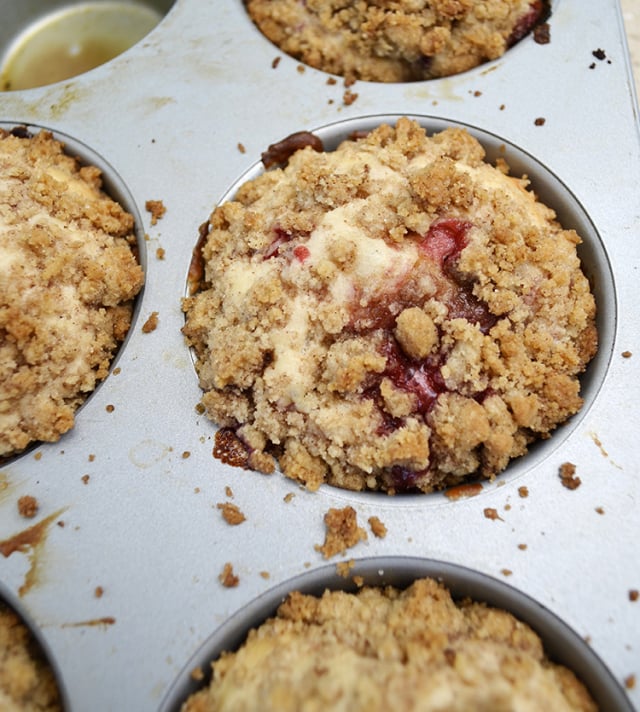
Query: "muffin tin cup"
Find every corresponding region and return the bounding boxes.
[159,557,634,712]
[0,1,638,710]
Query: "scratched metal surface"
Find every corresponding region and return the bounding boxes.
[0,1,638,710]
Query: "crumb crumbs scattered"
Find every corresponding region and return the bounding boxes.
[353,575,364,587]
[327,77,337,85]
[315,506,367,559]
[142,311,159,333]
[33,452,42,461]
[191,666,205,681]
[296,64,305,73]
[94,586,104,598]
[17,495,38,518]
[499,103,506,110]
[622,350,632,358]
[237,143,246,154]
[224,486,233,498]
[182,451,191,459]
[271,56,281,69]
[624,674,636,690]
[336,560,356,578]
[283,492,295,503]
[57,520,65,528]
[145,199,166,225]
[473,90,482,97]
[88,454,96,462]
[501,569,513,577]
[518,486,529,498]
[534,117,546,126]
[259,571,270,579]
[595,506,605,515]
[156,247,165,260]
[82,475,90,484]
[592,48,607,61]
[105,404,115,413]
[484,507,503,521]
[629,590,639,602]
[368,516,387,538]
[559,462,581,490]
[219,562,239,588]
[217,502,246,525]
[194,487,200,494]
[518,543,527,551]
[504,503,511,511]
[343,89,358,105]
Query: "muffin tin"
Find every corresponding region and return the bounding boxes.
[0,0,638,710]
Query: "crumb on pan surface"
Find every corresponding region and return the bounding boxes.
[0,600,62,712]
[0,129,144,457]
[182,118,597,494]
[180,577,597,712]
[246,0,550,83]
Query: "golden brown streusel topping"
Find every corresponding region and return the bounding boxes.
[183,119,597,494]
[182,577,596,712]
[0,129,144,457]
[246,0,549,83]
[0,601,62,711]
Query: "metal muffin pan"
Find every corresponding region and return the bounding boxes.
[0,0,638,710]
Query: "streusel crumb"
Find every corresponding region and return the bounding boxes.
[182,577,596,711]
[0,129,144,457]
[183,118,597,493]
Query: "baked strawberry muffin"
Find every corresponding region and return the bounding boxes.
[181,577,596,711]
[183,118,597,493]
[246,0,550,82]
[0,128,144,457]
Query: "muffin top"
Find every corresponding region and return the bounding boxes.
[181,577,597,712]
[246,0,549,82]
[0,128,144,457]
[183,118,597,493]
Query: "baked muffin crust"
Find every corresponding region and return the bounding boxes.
[183,118,597,493]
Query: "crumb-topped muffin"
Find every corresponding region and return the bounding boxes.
[246,0,550,82]
[0,128,144,457]
[181,577,597,711]
[0,600,62,712]
[182,118,597,494]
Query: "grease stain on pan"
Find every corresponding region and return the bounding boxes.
[129,439,172,469]
[0,508,67,596]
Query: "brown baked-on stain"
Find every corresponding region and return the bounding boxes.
[0,508,67,596]
[62,617,116,628]
[444,482,483,500]
[213,428,250,469]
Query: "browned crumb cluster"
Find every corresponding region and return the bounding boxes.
[315,506,367,559]
[368,516,387,538]
[145,199,166,225]
[183,118,597,494]
[141,311,159,333]
[246,0,549,83]
[216,502,246,526]
[219,563,240,588]
[182,577,597,711]
[17,496,38,519]
[0,129,144,457]
[0,600,62,711]
[559,462,581,490]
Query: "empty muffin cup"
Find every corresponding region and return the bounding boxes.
[0,0,176,91]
